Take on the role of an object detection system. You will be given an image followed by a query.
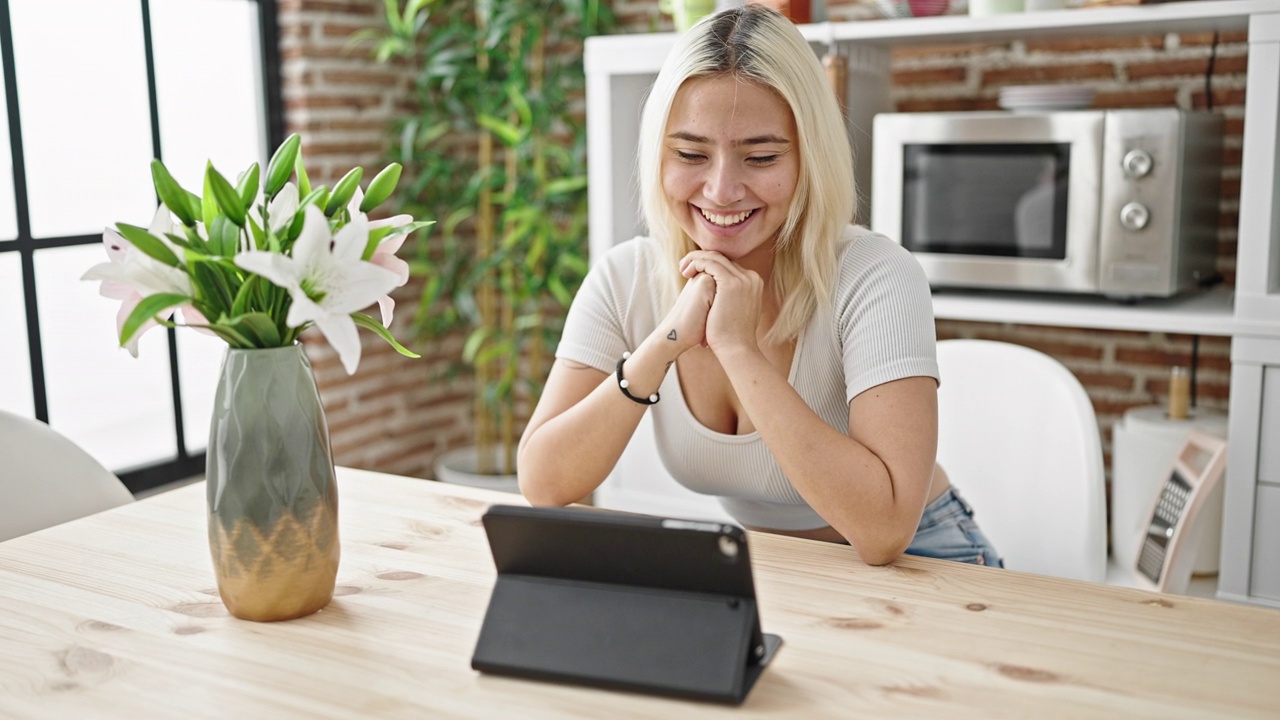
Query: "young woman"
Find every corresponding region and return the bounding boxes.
[518,6,1002,567]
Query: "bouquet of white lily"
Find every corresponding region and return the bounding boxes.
[81,133,429,374]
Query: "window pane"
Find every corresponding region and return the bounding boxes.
[152,0,267,191]
[0,43,16,243]
[11,0,155,239]
[36,245,177,471]
[0,253,33,415]
[176,329,226,455]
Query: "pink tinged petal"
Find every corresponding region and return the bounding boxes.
[378,295,395,327]
[369,214,413,231]
[371,253,410,286]
[114,295,175,358]
[314,312,362,375]
[375,230,409,256]
[102,228,129,263]
[179,306,219,336]
[235,251,302,292]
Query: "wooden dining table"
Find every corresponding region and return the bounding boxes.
[1,467,1278,719]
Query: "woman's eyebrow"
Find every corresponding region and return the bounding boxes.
[666,130,791,146]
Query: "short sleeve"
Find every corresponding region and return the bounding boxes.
[834,228,940,403]
[555,238,649,374]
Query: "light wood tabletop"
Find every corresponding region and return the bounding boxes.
[1,467,1278,719]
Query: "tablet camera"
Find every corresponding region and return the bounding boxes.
[718,534,739,560]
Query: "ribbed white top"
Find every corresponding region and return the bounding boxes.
[557,226,938,530]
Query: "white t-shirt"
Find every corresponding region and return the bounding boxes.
[556,225,939,530]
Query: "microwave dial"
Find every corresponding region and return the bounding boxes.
[1120,201,1152,231]
[1122,149,1154,178]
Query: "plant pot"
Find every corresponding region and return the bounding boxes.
[433,445,521,495]
[206,344,340,622]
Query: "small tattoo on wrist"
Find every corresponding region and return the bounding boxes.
[667,329,677,341]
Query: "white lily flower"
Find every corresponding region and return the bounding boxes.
[81,205,193,357]
[263,182,299,235]
[347,186,413,326]
[234,205,400,375]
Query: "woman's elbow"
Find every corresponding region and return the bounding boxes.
[851,531,914,567]
[517,471,572,507]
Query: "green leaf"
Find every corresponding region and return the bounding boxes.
[208,215,240,257]
[230,274,259,317]
[150,161,197,226]
[359,163,403,213]
[231,312,283,347]
[325,166,364,216]
[544,176,588,196]
[476,113,523,146]
[202,175,221,234]
[265,133,301,196]
[363,219,434,260]
[207,162,247,227]
[191,260,235,314]
[116,223,182,268]
[119,293,190,348]
[199,321,255,348]
[352,312,421,358]
[237,163,261,209]
[247,215,266,251]
[185,190,204,224]
[461,326,489,363]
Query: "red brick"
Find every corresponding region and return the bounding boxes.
[981,63,1115,85]
[890,67,967,86]
[1024,35,1165,53]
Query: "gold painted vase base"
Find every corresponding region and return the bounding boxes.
[209,505,340,622]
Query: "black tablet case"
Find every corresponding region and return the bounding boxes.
[471,505,782,704]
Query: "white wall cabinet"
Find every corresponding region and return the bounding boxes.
[584,1,1280,605]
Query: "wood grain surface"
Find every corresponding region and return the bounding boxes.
[1,467,1277,719]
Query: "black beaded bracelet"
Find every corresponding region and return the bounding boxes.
[615,352,659,405]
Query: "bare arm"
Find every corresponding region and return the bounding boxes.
[683,251,936,565]
[516,274,717,506]
[722,346,937,565]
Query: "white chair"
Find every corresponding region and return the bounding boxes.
[935,339,1107,582]
[0,410,134,543]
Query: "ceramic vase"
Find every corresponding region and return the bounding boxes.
[206,344,339,621]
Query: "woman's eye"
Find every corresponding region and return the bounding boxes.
[747,155,778,166]
[675,150,705,162]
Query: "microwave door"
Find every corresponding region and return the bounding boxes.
[872,111,1104,294]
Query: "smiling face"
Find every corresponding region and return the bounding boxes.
[661,74,800,272]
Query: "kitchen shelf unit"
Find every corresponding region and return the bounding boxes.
[584,0,1280,606]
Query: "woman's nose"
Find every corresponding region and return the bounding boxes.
[703,159,745,206]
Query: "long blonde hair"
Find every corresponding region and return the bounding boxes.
[636,5,855,342]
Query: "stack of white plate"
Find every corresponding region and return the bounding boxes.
[998,84,1095,112]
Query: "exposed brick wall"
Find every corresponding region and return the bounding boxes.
[282,0,1243,485]
[279,0,473,479]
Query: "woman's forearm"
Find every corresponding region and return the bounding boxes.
[517,338,682,506]
[715,344,934,564]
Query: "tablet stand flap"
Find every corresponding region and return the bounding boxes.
[472,574,766,704]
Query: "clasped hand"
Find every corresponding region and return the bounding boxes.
[661,250,764,357]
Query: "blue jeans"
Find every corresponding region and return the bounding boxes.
[904,488,1004,568]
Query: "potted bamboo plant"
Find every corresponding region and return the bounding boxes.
[369,0,614,486]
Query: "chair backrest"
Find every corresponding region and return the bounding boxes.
[0,410,134,543]
[935,339,1107,582]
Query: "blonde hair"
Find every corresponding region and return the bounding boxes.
[636,5,855,342]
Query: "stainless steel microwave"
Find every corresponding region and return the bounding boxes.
[870,109,1224,299]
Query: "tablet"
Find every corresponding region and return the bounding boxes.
[471,504,782,704]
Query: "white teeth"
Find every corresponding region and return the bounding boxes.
[700,208,752,227]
